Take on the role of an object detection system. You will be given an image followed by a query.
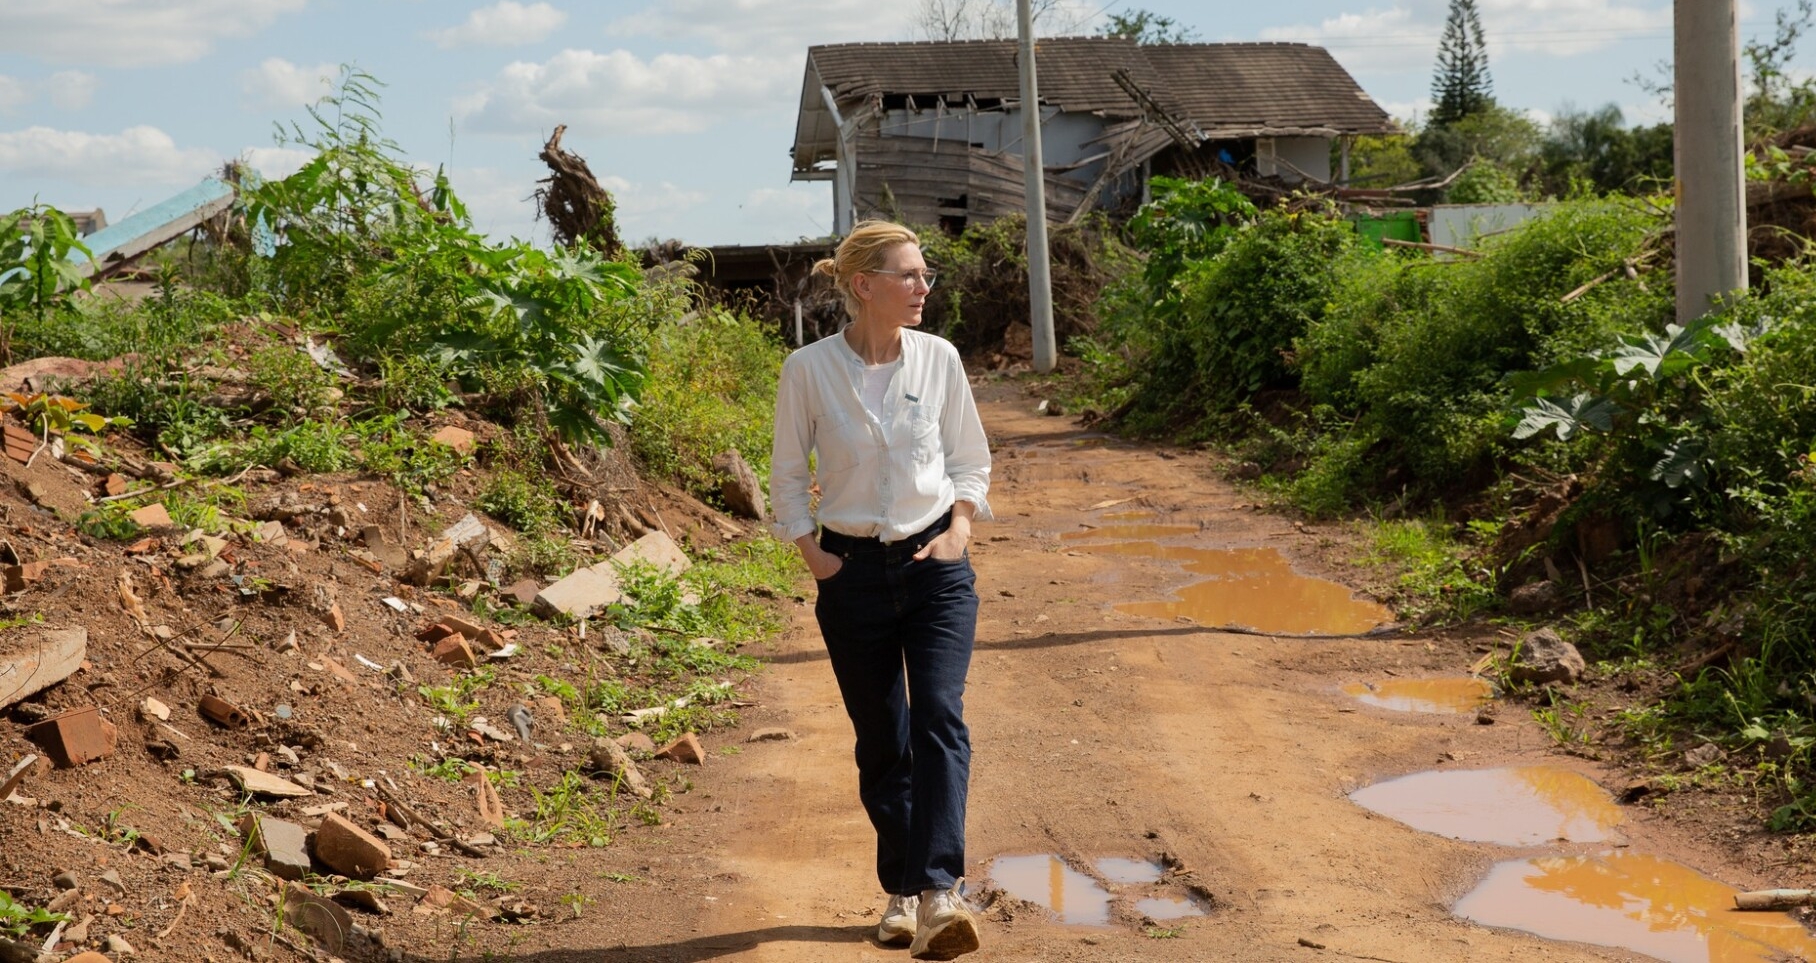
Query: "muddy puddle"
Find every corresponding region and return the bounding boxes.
[1135,897,1206,921]
[1349,766,1623,845]
[1343,677,1496,714]
[989,854,1202,928]
[1095,857,1164,884]
[1456,851,1816,962]
[991,855,1112,925]
[1069,540,1391,636]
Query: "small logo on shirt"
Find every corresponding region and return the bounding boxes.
[904,393,919,402]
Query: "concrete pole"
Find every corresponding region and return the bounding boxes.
[1017,0,1057,373]
[1674,0,1748,322]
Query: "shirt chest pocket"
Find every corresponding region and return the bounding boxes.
[907,402,943,458]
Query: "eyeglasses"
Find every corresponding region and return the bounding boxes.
[867,269,938,289]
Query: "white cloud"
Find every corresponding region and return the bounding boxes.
[457,48,798,136]
[0,76,27,113]
[0,126,219,187]
[600,174,708,224]
[427,1,567,49]
[734,185,827,241]
[1262,0,1674,74]
[0,0,308,67]
[1375,96,1435,125]
[240,58,339,110]
[606,0,909,53]
[1262,7,1435,74]
[46,71,99,110]
[239,145,315,181]
[443,165,543,242]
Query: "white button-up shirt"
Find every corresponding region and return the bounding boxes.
[771,328,992,544]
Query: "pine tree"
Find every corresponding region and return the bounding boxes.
[1429,0,1493,127]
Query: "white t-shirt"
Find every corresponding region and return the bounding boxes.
[860,361,899,423]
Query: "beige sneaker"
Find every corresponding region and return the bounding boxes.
[908,879,980,960]
[878,893,918,946]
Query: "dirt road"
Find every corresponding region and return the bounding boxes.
[585,384,1743,963]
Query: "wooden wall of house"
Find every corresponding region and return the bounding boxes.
[850,128,1087,230]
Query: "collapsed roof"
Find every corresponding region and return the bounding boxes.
[792,37,1397,176]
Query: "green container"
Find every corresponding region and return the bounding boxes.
[1351,211,1421,250]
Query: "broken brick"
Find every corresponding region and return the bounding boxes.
[128,503,173,528]
[2,560,48,593]
[321,603,345,633]
[103,473,130,497]
[312,813,391,879]
[654,732,705,766]
[430,425,476,454]
[27,705,117,768]
[431,637,478,668]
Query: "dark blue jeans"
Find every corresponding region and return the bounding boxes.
[815,512,979,896]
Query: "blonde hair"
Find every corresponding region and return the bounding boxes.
[812,220,921,322]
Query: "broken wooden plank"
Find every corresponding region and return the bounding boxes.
[0,627,87,709]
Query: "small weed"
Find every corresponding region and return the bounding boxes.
[560,891,592,918]
[0,611,44,631]
[1144,925,1186,939]
[418,668,495,725]
[1532,700,1595,747]
[456,868,522,897]
[410,754,472,782]
[512,771,617,847]
[599,871,640,883]
[0,889,68,938]
[477,469,567,538]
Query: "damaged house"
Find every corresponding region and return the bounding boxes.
[790,37,1398,233]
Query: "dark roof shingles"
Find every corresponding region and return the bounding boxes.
[806,37,1392,135]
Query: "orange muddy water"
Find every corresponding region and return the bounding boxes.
[1072,540,1392,635]
[1343,676,1497,713]
[1349,766,1624,845]
[1455,851,1816,963]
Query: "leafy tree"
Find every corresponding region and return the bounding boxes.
[1341,131,1422,187]
[1536,104,1674,197]
[1413,104,1541,185]
[1430,0,1494,127]
[1098,9,1200,44]
[1745,0,1816,138]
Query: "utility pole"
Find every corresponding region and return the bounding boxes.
[1017,0,1056,373]
[1674,0,1748,322]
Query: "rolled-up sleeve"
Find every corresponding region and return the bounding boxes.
[941,352,992,521]
[769,354,818,543]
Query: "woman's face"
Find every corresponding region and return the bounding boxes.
[855,242,930,329]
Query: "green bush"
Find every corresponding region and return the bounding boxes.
[1123,204,1357,438]
[1294,197,1671,502]
[477,468,568,538]
[629,309,785,501]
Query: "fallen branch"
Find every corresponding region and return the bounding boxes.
[1380,238,1483,258]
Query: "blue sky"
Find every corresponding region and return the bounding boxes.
[0,1,1803,246]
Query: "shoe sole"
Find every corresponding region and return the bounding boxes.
[910,913,981,960]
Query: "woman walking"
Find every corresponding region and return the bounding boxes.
[770,221,991,960]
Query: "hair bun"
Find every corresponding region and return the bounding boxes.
[811,257,837,277]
